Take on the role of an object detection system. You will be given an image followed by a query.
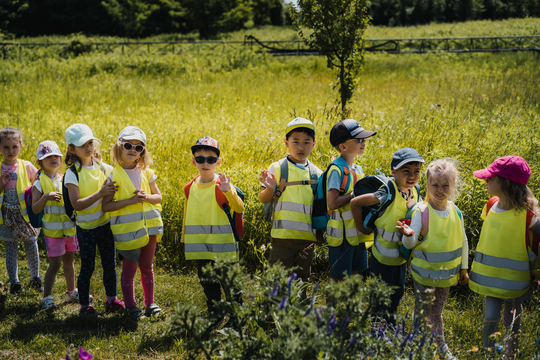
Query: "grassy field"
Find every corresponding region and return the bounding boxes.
[0,18,540,359]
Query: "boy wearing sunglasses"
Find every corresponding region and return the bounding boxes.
[259,118,323,285]
[182,136,243,330]
[325,120,377,290]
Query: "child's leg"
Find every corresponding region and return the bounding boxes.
[121,256,138,309]
[197,260,222,315]
[503,299,523,353]
[62,251,76,292]
[94,224,117,298]
[23,239,40,280]
[43,256,62,296]
[412,279,430,327]
[428,287,450,346]
[371,256,406,327]
[77,226,98,306]
[5,241,19,284]
[483,296,502,349]
[139,235,157,307]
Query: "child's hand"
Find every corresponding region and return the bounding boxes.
[45,191,62,202]
[100,180,118,197]
[216,173,231,193]
[1,170,9,187]
[132,189,147,203]
[357,222,373,235]
[458,269,469,285]
[259,170,277,190]
[396,221,414,236]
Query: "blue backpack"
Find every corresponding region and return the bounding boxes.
[312,157,357,231]
[263,158,319,223]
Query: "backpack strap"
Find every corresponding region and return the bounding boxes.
[183,175,200,200]
[485,196,499,216]
[526,209,534,251]
[215,178,241,242]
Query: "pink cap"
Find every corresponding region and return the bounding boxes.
[473,156,531,185]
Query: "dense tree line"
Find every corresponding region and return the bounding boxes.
[0,0,538,39]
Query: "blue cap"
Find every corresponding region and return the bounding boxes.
[391,148,425,169]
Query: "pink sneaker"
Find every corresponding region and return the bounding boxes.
[79,305,100,317]
[105,299,126,312]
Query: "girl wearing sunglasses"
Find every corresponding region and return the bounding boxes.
[102,126,164,319]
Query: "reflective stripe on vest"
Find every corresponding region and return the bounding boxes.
[76,164,110,229]
[469,206,532,299]
[184,178,238,261]
[109,166,163,250]
[372,180,418,266]
[411,204,463,287]
[271,160,318,241]
[40,174,76,238]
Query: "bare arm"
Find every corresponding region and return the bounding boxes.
[31,185,61,214]
[350,194,380,235]
[66,181,118,211]
[259,169,277,204]
[327,189,354,211]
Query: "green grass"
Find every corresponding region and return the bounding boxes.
[0,18,540,358]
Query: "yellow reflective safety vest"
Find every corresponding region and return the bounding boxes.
[0,159,32,225]
[326,164,374,247]
[373,180,419,266]
[109,166,163,251]
[74,163,110,229]
[40,174,76,238]
[184,178,239,261]
[469,206,536,299]
[271,160,319,241]
[410,203,463,287]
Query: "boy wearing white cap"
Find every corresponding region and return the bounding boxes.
[259,118,323,284]
[32,140,78,310]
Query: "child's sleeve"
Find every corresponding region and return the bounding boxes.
[24,161,38,182]
[64,168,78,187]
[32,179,43,194]
[224,186,244,213]
[460,213,469,269]
[326,167,342,191]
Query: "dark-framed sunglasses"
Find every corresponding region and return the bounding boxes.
[122,142,145,153]
[194,156,218,164]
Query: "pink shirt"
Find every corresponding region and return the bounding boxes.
[1,160,38,189]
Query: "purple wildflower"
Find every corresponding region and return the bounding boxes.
[287,273,297,297]
[270,282,279,297]
[400,333,413,350]
[409,349,414,360]
[327,313,337,335]
[342,335,357,354]
[304,304,313,316]
[311,283,320,304]
[79,348,94,360]
[339,316,349,332]
[315,306,323,322]
[248,294,255,300]
[279,296,288,310]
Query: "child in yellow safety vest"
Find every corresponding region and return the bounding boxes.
[396,159,469,360]
[470,156,540,356]
[102,126,164,318]
[63,124,124,317]
[259,118,324,284]
[32,141,79,310]
[0,127,41,295]
[182,136,244,330]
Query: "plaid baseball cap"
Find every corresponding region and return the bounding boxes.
[118,126,146,145]
[285,117,315,136]
[329,119,376,147]
[474,156,530,185]
[191,136,220,157]
[36,140,63,161]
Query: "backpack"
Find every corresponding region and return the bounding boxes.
[184,175,245,242]
[312,157,356,231]
[352,172,421,231]
[24,175,43,228]
[62,163,106,222]
[263,158,319,223]
[399,202,463,264]
[485,196,539,258]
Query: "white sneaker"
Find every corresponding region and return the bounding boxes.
[66,289,93,303]
[42,295,58,310]
[438,343,458,360]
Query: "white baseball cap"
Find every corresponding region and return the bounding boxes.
[65,124,100,147]
[118,126,146,145]
[36,140,63,161]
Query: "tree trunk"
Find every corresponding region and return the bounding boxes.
[340,58,347,117]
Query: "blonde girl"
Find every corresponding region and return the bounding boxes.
[102,126,163,318]
[32,141,79,310]
[64,124,124,316]
[0,127,41,294]
[471,156,540,356]
[396,159,469,360]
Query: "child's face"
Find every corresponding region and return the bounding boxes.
[69,140,95,161]
[191,149,221,176]
[40,155,61,173]
[339,138,366,157]
[485,176,503,197]
[392,162,422,191]
[120,140,144,165]
[427,175,452,202]
[284,131,316,164]
[1,137,21,165]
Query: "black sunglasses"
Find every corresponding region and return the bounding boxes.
[194,156,218,164]
[122,142,145,153]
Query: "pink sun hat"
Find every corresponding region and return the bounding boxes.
[473,156,531,185]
